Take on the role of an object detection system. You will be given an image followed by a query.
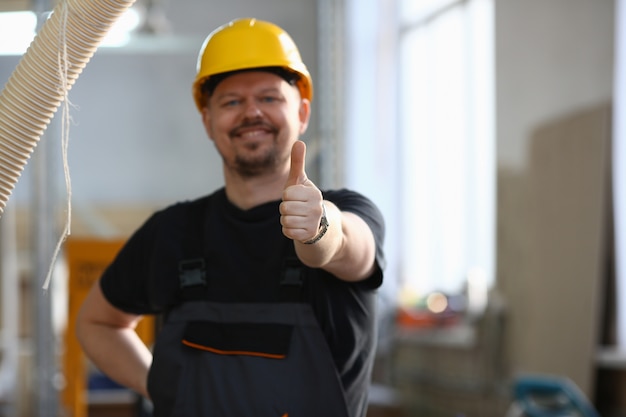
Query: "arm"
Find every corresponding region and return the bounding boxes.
[280,141,377,282]
[75,282,153,398]
[296,201,376,281]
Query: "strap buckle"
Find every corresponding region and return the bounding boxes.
[179,258,207,288]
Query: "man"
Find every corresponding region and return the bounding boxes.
[76,17,385,417]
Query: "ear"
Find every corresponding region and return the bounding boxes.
[298,98,311,135]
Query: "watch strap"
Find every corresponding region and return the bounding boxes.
[302,204,329,245]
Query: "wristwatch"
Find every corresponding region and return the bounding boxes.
[303,204,329,245]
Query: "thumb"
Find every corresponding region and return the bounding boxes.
[285,140,307,187]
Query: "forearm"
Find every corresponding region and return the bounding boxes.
[76,283,153,398]
[76,320,152,398]
[294,201,376,281]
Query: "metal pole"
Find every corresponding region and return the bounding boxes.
[32,127,61,417]
[0,197,20,417]
[615,0,626,350]
[32,0,61,414]
[317,0,344,189]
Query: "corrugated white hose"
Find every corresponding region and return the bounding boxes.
[0,0,135,288]
[0,0,135,216]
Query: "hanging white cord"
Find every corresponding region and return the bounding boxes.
[0,0,136,290]
[43,2,73,291]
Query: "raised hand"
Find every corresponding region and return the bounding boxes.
[280,140,324,243]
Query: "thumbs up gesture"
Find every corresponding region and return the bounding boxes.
[280,140,325,243]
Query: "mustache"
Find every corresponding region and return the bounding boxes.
[229,120,278,137]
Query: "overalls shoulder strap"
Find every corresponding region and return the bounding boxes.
[177,197,306,303]
[177,198,209,301]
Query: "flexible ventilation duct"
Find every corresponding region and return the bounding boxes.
[0,0,136,216]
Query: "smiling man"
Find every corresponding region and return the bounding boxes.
[76,17,386,417]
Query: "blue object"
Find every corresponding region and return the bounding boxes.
[513,375,600,417]
[88,372,126,391]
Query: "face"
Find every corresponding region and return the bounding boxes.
[201,71,310,178]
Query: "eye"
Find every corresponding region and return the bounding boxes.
[222,99,240,107]
[260,95,281,103]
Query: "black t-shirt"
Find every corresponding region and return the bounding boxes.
[100,187,385,411]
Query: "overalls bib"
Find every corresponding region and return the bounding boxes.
[146,200,351,417]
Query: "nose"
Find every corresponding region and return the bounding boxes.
[243,100,263,119]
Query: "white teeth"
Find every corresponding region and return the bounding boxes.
[241,130,267,138]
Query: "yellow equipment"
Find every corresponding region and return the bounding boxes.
[192,17,313,110]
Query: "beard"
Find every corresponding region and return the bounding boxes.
[232,144,281,177]
[227,120,285,178]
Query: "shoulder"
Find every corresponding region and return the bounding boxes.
[322,188,370,204]
[323,189,380,213]
[99,191,223,314]
[113,192,221,268]
[322,189,384,234]
[148,191,222,227]
[158,192,217,215]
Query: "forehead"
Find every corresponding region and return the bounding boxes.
[213,71,296,96]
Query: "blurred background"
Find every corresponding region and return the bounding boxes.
[0,0,623,416]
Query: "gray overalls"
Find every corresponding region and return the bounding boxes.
[146,201,351,417]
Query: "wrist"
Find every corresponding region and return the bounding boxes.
[302,203,329,244]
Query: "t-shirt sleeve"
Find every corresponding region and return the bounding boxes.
[99,205,186,315]
[323,189,386,288]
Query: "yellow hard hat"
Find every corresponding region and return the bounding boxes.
[192,18,313,110]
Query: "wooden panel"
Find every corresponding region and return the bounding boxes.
[520,102,612,396]
[62,238,154,417]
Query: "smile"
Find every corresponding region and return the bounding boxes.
[230,122,278,140]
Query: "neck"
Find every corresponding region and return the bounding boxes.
[223,166,288,210]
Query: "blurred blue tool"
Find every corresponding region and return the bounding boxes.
[507,375,601,417]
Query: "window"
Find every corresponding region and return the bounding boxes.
[397,0,495,306]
